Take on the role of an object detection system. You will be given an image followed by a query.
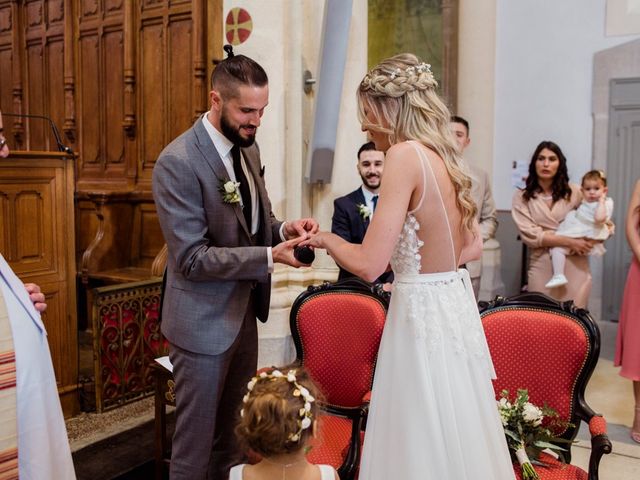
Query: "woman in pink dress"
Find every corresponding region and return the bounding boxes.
[614,178,640,443]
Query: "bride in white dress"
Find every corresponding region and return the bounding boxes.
[304,54,514,479]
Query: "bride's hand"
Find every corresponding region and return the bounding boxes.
[301,231,327,249]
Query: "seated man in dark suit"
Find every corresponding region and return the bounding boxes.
[331,142,393,285]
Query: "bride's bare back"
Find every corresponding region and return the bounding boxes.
[407,141,469,273]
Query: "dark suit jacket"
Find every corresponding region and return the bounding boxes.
[152,118,283,355]
[331,188,394,284]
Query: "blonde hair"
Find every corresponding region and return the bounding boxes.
[235,366,320,457]
[357,53,477,232]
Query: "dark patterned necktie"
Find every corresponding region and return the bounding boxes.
[231,145,252,229]
[372,195,379,212]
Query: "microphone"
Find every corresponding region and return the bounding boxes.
[2,112,74,155]
[294,245,315,265]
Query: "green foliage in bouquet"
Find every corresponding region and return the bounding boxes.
[497,389,574,480]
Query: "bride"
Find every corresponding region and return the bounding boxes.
[304,54,514,479]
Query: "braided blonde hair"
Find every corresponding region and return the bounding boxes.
[357,53,477,233]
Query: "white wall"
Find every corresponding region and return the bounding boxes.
[492,0,639,209]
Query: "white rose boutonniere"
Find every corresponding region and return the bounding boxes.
[219,179,241,204]
[357,203,372,220]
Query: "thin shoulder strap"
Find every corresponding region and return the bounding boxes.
[409,141,457,270]
[407,141,428,215]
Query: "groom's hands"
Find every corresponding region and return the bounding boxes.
[273,218,319,267]
[284,218,319,239]
[273,236,311,267]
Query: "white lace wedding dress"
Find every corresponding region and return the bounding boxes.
[358,142,514,479]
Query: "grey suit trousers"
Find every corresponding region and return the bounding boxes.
[168,307,258,480]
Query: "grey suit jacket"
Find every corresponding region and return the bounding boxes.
[152,118,283,355]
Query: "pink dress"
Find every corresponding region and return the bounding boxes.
[615,254,640,381]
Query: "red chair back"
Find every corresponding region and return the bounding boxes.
[290,281,388,409]
[480,293,600,442]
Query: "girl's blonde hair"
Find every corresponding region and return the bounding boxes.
[235,366,320,457]
[357,53,477,232]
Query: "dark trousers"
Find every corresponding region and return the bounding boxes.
[168,310,258,480]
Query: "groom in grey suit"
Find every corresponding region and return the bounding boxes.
[152,49,317,479]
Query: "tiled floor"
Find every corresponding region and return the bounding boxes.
[571,321,640,478]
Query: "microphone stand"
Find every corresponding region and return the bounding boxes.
[2,112,74,155]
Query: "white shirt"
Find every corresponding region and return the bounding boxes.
[201,115,285,271]
[201,115,259,234]
[361,186,379,219]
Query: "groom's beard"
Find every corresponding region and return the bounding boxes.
[220,109,256,148]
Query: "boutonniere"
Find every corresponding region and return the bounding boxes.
[219,179,241,204]
[357,203,372,220]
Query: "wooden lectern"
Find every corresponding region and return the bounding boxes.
[0,151,79,417]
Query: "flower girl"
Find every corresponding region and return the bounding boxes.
[230,366,338,480]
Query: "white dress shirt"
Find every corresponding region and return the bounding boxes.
[361,186,379,219]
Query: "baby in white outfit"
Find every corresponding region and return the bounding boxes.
[546,170,613,289]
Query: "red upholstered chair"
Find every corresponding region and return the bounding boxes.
[290,278,389,480]
[479,293,612,480]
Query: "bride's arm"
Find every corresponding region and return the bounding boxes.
[458,220,483,266]
[306,143,419,282]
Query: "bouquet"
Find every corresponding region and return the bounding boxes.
[497,389,572,480]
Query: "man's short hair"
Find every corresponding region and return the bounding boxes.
[210,54,268,99]
[357,142,377,160]
[450,115,469,135]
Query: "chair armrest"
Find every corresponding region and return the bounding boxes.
[587,415,612,480]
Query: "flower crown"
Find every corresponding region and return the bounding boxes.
[241,369,315,443]
[387,62,433,80]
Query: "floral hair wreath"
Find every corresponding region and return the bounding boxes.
[388,62,433,80]
[241,369,315,443]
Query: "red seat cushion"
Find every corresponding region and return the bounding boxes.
[512,453,587,480]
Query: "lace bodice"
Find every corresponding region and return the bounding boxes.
[390,214,424,274]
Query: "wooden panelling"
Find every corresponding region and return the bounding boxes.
[135,203,163,267]
[140,21,164,176]
[0,152,79,417]
[104,29,125,169]
[78,32,100,167]
[0,0,221,413]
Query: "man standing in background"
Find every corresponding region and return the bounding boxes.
[331,142,393,285]
[450,116,498,299]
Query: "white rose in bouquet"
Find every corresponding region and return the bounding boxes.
[523,402,543,426]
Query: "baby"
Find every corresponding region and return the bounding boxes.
[546,170,613,288]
